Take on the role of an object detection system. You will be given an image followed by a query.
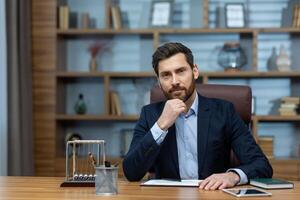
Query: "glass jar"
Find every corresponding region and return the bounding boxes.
[218,42,247,71]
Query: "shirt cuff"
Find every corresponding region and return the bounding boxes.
[151,122,168,145]
[227,168,248,185]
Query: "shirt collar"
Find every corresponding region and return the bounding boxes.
[181,93,198,118]
[190,93,198,116]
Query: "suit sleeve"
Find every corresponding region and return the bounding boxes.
[227,103,273,180]
[122,106,162,181]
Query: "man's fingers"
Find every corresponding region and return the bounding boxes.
[204,180,216,190]
[218,182,228,190]
[199,179,209,189]
[210,181,223,190]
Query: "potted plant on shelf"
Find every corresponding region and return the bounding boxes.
[88,41,108,72]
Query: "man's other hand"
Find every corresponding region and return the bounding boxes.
[157,99,186,131]
[199,172,240,190]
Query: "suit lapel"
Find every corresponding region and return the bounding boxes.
[197,94,211,179]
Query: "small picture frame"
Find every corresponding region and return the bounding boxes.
[150,0,174,27]
[225,3,246,28]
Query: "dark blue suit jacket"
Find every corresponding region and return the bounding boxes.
[123,94,273,181]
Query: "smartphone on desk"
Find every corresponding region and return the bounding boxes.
[222,188,272,197]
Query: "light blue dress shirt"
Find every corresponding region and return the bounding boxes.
[175,94,199,179]
[150,95,248,184]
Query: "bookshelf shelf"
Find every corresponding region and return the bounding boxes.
[57,28,255,36]
[107,72,155,78]
[56,71,300,78]
[56,71,155,78]
[56,114,139,121]
[56,28,300,37]
[253,115,300,122]
[203,71,300,78]
[56,71,106,78]
[261,28,300,33]
[57,28,155,35]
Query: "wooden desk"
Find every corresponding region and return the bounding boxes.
[0,177,299,200]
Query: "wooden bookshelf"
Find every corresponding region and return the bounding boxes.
[31,0,300,180]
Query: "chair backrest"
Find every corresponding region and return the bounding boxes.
[150,84,252,124]
[150,83,252,167]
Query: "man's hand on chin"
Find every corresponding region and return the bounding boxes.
[199,172,240,190]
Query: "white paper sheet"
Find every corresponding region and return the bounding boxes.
[141,179,203,187]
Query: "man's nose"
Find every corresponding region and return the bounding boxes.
[171,74,179,85]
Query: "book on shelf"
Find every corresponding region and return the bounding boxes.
[283,0,300,27]
[258,137,273,158]
[110,91,122,116]
[111,5,122,30]
[298,5,300,27]
[281,96,300,104]
[292,5,297,27]
[110,91,116,115]
[69,12,78,29]
[58,5,69,29]
[280,103,298,109]
[292,4,300,28]
[81,13,90,29]
[250,178,294,189]
[279,96,300,116]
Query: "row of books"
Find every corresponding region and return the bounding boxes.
[58,6,95,29]
[58,5,122,30]
[59,4,300,30]
[292,4,300,28]
[278,96,300,116]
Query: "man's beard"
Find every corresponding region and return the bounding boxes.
[162,78,196,102]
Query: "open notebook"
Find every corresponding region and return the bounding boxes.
[141,179,202,187]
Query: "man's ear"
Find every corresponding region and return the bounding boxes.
[193,64,199,79]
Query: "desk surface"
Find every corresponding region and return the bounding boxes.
[0,177,299,200]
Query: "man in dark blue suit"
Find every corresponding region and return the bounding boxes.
[123,42,272,190]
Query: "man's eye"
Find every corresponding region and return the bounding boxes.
[178,69,185,73]
[161,73,170,78]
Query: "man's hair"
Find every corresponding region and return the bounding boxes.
[152,42,194,75]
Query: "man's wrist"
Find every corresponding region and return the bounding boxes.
[228,171,240,185]
[157,118,168,131]
[227,168,248,185]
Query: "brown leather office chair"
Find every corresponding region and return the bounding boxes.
[150,83,252,167]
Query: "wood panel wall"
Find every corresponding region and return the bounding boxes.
[32,0,57,176]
